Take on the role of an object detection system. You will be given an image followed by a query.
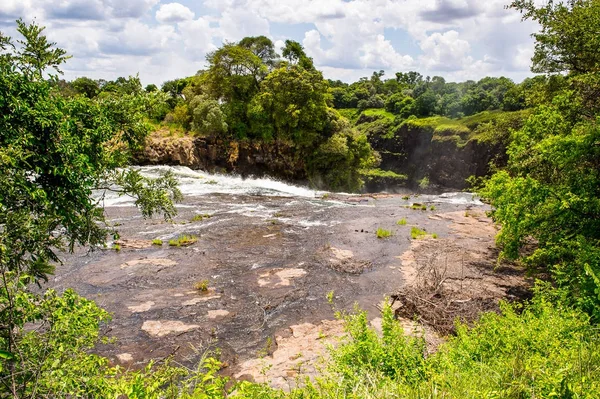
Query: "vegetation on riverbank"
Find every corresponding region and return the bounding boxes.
[1,0,599,396]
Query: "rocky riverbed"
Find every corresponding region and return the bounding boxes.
[50,166,529,388]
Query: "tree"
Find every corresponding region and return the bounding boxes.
[206,41,268,137]
[250,64,331,144]
[0,20,181,397]
[145,83,158,92]
[189,94,228,136]
[71,76,100,98]
[510,0,600,74]
[281,40,314,70]
[238,36,278,67]
[482,0,600,320]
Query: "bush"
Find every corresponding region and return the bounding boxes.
[410,227,427,239]
[376,228,393,239]
[168,235,198,247]
[307,128,379,192]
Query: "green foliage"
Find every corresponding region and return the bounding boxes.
[410,227,427,239]
[194,280,209,292]
[376,228,393,239]
[192,214,212,222]
[307,127,379,192]
[510,0,600,74]
[189,94,227,136]
[480,0,600,321]
[361,168,407,181]
[362,108,395,121]
[152,239,163,246]
[71,76,99,98]
[250,64,330,143]
[0,20,182,397]
[168,235,198,247]
[397,218,407,226]
[327,304,427,389]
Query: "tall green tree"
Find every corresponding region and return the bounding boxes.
[250,64,331,144]
[0,20,181,397]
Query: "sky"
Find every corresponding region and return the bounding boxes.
[0,0,540,86]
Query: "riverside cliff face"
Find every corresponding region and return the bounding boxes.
[137,132,306,181]
[137,125,506,191]
[367,123,507,190]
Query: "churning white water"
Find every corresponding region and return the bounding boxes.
[95,166,324,207]
[94,165,483,207]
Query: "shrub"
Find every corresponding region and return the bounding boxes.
[376,228,393,239]
[410,227,427,239]
[152,239,163,246]
[168,235,198,247]
[194,280,209,292]
[397,218,407,226]
[192,214,211,222]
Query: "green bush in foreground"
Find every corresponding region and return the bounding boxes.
[282,289,600,399]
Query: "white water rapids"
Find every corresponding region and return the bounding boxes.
[95,166,483,207]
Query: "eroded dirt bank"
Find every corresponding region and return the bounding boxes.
[52,189,529,387]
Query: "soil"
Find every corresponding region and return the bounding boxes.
[50,192,531,386]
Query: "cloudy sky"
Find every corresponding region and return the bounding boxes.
[0,0,539,86]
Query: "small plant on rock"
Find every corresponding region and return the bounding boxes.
[192,214,211,222]
[376,228,393,239]
[397,218,407,226]
[194,279,209,292]
[168,234,198,247]
[152,239,163,246]
[410,227,427,240]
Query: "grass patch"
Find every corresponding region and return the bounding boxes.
[337,108,361,123]
[397,218,407,226]
[362,108,396,121]
[112,244,121,252]
[430,205,436,211]
[410,227,427,239]
[152,239,163,246]
[376,228,393,239]
[168,235,198,247]
[194,279,209,292]
[191,214,211,222]
[361,168,408,181]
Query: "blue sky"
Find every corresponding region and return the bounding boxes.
[0,0,539,85]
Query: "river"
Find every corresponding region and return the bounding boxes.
[54,166,515,388]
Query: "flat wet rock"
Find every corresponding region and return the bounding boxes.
[50,182,527,385]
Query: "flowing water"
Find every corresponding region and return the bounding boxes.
[57,166,491,384]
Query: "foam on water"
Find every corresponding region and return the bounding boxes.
[94,166,484,207]
[95,166,324,207]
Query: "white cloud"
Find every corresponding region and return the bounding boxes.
[359,34,415,70]
[0,0,540,85]
[98,20,177,56]
[156,3,194,24]
[106,0,160,18]
[217,8,270,42]
[177,16,216,61]
[419,30,472,71]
